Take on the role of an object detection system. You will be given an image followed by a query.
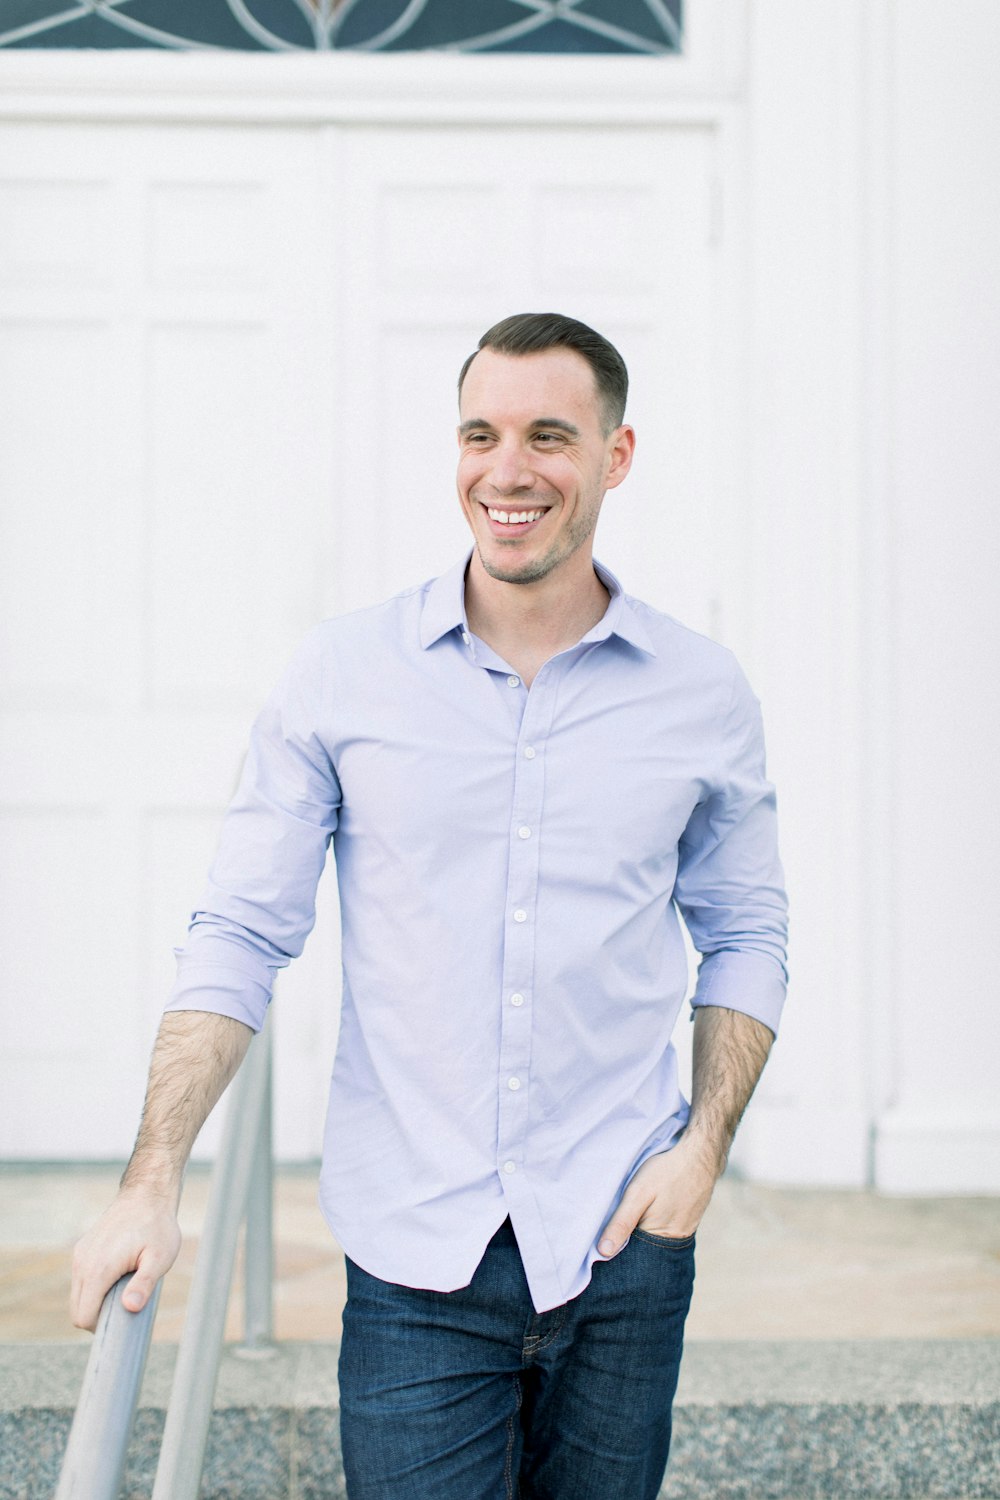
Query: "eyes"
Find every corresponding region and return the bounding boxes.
[463,430,566,448]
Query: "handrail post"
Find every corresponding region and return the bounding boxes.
[150,1011,273,1500]
[239,1018,275,1354]
[54,1275,161,1500]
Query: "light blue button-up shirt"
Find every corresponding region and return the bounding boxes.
[166,553,788,1313]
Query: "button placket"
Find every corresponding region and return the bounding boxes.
[496,674,556,1186]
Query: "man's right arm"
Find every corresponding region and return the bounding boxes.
[72,628,340,1333]
[70,1010,252,1332]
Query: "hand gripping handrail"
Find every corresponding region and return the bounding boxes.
[54,1012,274,1499]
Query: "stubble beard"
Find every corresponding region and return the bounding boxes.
[475,496,600,587]
[478,545,564,586]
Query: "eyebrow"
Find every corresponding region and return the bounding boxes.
[458,417,581,438]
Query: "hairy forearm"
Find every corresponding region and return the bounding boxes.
[121,1010,253,1204]
[685,1004,773,1173]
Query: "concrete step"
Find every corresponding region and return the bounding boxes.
[2,1340,997,1499]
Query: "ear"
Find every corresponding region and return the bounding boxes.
[604,424,636,490]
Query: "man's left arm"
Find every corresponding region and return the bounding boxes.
[599,658,787,1257]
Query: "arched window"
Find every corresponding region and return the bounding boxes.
[1,1,683,54]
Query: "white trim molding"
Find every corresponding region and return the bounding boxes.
[875,1112,1000,1195]
[0,2,745,125]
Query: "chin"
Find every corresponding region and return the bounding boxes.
[478,547,554,586]
[479,558,551,585]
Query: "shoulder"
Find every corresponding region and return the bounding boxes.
[622,592,745,691]
[294,576,436,662]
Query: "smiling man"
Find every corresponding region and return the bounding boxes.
[72,313,787,1499]
[457,341,630,592]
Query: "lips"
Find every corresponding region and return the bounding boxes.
[480,502,549,537]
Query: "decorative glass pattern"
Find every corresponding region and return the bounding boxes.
[0,1,682,54]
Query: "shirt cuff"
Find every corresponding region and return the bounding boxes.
[164,952,273,1033]
[689,949,787,1038]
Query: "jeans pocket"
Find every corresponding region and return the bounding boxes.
[630,1227,696,1249]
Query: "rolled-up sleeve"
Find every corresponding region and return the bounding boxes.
[164,629,342,1033]
[675,661,789,1037]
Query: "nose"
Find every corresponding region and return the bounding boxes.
[488,440,535,495]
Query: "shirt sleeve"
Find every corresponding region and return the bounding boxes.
[164,628,342,1033]
[674,658,789,1037]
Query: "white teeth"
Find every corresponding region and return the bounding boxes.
[487,507,545,525]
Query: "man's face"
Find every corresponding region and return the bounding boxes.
[456,347,634,587]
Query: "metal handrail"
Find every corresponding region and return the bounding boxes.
[54,1276,162,1500]
[54,1012,275,1499]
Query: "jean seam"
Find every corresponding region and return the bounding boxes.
[504,1372,522,1500]
[522,1306,566,1359]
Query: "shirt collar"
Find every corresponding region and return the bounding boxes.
[589,558,657,656]
[418,553,473,649]
[419,550,657,657]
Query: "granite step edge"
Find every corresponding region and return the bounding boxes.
[4,1339,999,1411]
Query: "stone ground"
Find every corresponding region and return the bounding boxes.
[1,1165,997,1344]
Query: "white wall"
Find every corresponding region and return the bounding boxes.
[726,0,875,1185]
[727,0,1000,1192]
[0,0,997,1190]
[873,0,1000,1190]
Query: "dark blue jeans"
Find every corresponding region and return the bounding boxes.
[338,1216,695,1499]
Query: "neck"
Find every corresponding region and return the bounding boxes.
[464,548,610,673]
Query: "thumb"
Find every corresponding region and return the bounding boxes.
[598,1194,647,1258]
[122,1252,164,1313]
[122,1272,153,1312]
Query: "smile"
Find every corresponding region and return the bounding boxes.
[485,507,547,525]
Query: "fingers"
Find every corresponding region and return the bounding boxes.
[72,1253,161,1330]
[70,1252,130,1333]
[69,1202,181,1333]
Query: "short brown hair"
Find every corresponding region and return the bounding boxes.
[458,312,628,433]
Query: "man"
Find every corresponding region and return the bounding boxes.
[72,313,787,1498]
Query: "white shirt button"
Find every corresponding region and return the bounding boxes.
[503,1160,516,1174]
[513,908,527,923]
[510,993,525,1007]
[517,826,531,840]
[462,631,471,645]
[524,746,536,759]
[508,1076,521,1090]
[507,675,520,688]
